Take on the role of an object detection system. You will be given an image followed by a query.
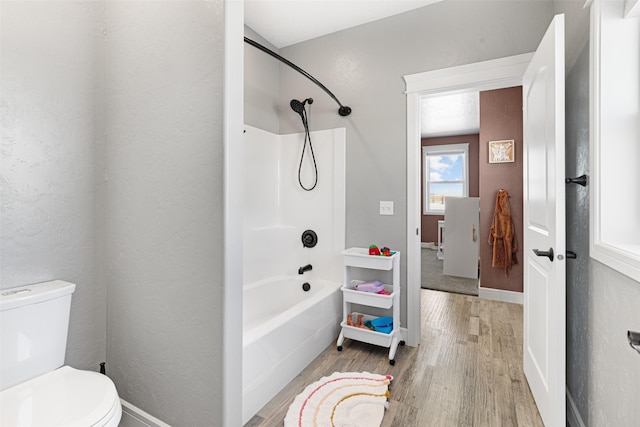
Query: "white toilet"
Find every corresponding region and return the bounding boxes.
[1,280,122,427]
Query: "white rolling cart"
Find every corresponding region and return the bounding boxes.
[336,247,404,365]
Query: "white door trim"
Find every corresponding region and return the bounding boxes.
[589,0,640,282]
[224,1,244,425]
[403,53,533,346]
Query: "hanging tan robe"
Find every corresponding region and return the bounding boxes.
[488,189,518,276]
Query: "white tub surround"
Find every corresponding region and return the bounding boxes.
[242,126,346,424]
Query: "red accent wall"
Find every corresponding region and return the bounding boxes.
[479,87,524,292]
[420,134,479,244]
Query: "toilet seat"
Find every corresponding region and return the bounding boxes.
[0,366,122,427]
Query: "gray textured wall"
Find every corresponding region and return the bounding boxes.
[244,26,281,133]
[565,39,591,426]
[104,1,225,425]
[0,1,107,372]
[1,1,226,425]
[586,262,640,425]
[565,9,640,427]
[274,1,555,323]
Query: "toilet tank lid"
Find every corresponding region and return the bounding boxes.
[1,280,76,312]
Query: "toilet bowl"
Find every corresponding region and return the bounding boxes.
[1,366,121,427]
[0,281,122,426]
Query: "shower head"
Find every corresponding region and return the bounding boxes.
[290,98,313,115]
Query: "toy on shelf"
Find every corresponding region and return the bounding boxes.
[370,316,393,334]
[369,245,395,256]
[346,313,373,330]
[368,244,396,257]
[354,280,384,293]
[353,280,391,295]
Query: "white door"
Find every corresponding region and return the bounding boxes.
[522,14,566,426]
[443,197,479,279]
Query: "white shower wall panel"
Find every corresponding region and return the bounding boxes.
[243,225,299,283]
[243,126,345,285]
[279,129,345,283]
[244,127,280,229]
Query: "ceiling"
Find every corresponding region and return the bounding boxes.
[244,0,442,49]
[421,92,480,138]
[244,0,479,138]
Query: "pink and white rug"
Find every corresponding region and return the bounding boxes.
[284,372,393,427]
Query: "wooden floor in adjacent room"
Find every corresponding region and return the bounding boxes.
[246,289,543,427]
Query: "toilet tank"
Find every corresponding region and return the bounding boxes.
[0,280,76,391]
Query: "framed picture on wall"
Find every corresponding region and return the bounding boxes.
[488,139,515,163]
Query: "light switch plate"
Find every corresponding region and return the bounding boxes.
[380,201,394,215]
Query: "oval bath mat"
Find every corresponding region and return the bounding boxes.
[284,371,392,427]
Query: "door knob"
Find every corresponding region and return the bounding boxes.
[533,247,554,261]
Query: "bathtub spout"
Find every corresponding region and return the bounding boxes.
[298,264,313,274]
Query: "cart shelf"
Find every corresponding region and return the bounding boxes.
[341,282,396,309]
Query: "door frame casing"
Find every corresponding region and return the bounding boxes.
[224,1,244,425]
[403,53,533,346]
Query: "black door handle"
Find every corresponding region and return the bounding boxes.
[565,174,588,186]
[533,247,554,261]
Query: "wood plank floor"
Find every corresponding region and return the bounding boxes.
[245,289,543,427]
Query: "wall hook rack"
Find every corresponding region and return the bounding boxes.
[628,330,640,355]
[565,174,588,186]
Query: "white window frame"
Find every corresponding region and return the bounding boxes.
[422,143,469,215]
[590,0,640,282]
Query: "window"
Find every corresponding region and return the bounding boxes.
[590,0,640,282]
[422,143,469,214]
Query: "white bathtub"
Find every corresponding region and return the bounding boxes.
[242,275,341,424]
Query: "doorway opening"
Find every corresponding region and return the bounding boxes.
[419,92,480,296]
[403,53,533,347]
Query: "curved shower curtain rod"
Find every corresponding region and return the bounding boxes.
[244,36,352,117]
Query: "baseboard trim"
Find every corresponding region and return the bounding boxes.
[120,399,171,427]
[566,387,587,427]
[478,286,523,304]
